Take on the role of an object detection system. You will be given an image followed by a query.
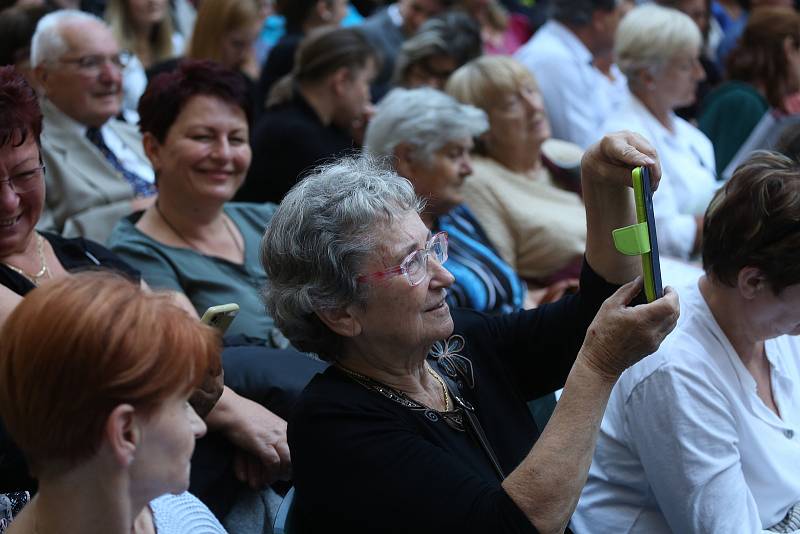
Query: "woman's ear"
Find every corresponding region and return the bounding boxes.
[393,143,417,180]
[737,266,767,300]
[104,404,139,468]
[141,132,162,170]
[315,306,363,339]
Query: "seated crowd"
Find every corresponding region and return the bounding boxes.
[1,0,799,532]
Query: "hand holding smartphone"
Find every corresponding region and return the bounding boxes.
[632,167,663,302]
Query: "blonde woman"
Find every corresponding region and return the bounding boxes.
[187,0,263,80]
[105,0,184,117]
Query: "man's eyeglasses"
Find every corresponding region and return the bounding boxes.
[357,232,448,287]
[58,52,131,74]
[0,165,46,194]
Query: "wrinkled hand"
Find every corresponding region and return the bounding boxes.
[581,131,662,191]
[224,395,291,488]
[579,277,680,382]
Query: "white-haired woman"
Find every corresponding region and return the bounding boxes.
[602,3,717,260]
[364,87,526,314]
[260,134,680,533]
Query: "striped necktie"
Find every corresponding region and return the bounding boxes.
[86,126,156,197]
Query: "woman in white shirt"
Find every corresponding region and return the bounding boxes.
[602,4,718,260]
[572,151,800,533]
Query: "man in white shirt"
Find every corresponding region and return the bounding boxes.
[31,10,156,243]
[514,0,629,149]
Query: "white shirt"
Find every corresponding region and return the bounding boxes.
[48,101,155,185]
[602,94,718,259]
[121,33,186,122]
[572,281,800,534]
[513,21,627,149]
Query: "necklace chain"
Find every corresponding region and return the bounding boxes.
[155,202,243,257]
[2,233,50,285]
[337,361,451,412]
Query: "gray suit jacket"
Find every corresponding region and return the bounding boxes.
[38,99,148,244]
[359,7,404,101]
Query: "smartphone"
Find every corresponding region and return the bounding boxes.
[200,303,240,334]
[632,167,663,302]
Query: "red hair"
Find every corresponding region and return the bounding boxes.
[0,65,42,148]
[0,272,221,472]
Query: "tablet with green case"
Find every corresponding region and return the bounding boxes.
[632,167,663,302]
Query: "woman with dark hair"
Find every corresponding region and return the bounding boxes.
[255,0,348,110]
[392,11,482,90]
[699,7,800,172]
[575,151,800,532]
[237,26,378,204]
[0,272,225,534]
[109,60,284,345]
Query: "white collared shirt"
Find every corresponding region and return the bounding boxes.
[46,100,155,184]
[572,281,800,534]
[602,93,718,259]
[513,20,628,149]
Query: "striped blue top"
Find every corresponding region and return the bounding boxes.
[436,204,526,314]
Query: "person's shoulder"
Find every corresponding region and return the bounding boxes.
[361,7,391,30]
[617,316,724,404]
[703,81,767,110]
[107,214,151,250]
[150,492,225,534]
[226,202,279,223]
[255,102,321,140]
[514,22,573,65]
[290,367,411,436]
[674,115,715,150]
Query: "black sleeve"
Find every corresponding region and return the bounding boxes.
[289,393,539,534]
[73,237,141,282]
[458,259,621,399]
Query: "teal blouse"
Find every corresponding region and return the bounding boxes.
[108,203,278,342]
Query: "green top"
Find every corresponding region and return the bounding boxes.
[699,81,769,173]
[108,202,279,342]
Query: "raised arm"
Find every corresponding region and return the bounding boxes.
[582,131,661,284]
[500,133,678,534]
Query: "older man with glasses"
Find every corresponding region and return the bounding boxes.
[31,10,156,243]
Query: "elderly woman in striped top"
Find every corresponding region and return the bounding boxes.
[363,86,526,314]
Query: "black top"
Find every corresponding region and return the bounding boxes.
[236,90,356,204]
[288,261,619,533]
[0,233,140,493]
[254,31,303,114]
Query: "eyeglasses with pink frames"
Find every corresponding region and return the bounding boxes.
[356,232,448,287]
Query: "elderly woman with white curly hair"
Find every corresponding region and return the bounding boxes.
[364,86,526,314]
[601,3,718,260]
[259,132,680,533]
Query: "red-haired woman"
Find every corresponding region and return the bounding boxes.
[0,272,226,534]
[0,65,295,516]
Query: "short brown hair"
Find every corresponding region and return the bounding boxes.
[702,151,800,293]
[0,272,221,473]
[726,7,800,110]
